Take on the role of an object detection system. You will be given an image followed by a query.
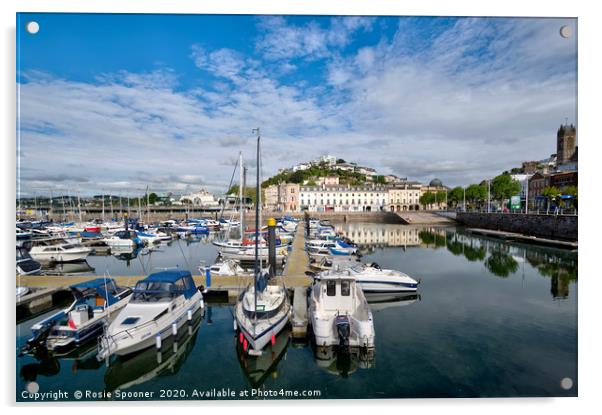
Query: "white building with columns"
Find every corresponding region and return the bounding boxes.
[300,184,389,212]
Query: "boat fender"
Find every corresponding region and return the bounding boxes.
[187,309,192,321]
[243,338,248,352]
[233,319,238,331]
[172,322,178,336]
[155,334,162,349]
[271,334,276,346]
[239,332,243,344]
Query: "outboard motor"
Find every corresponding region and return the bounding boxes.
[19,321,53,356]
[335,314,351,348]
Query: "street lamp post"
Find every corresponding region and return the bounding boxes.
[525,180,529,215]
[487,180,491,213]
[445,189,448,211]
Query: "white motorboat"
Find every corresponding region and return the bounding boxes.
[135,230,162,245]
[97,270,204,359]
[309,255,361,272]
[16,227,32,247]
[308,274,375,349]
[318,262,419,293]
[220,246,287,263]
[103,230,144,248]
[306,239,337,250]
[204,259,269,277]
[29,238,91,263]
[21,278,132,356]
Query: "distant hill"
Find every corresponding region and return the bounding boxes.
[262,162,371,187]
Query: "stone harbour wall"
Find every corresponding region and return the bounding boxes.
[456,212,578,242]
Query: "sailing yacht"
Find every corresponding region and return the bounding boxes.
[233,129,291,355]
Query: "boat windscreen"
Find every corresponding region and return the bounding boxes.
[131,281,184,302]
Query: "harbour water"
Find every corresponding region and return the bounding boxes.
[16,223,578,400]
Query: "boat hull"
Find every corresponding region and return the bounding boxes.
[236,306,291,352]
[100,292,204,359]
[30,250,90,263]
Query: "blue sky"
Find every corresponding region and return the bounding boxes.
[16,13,577,196]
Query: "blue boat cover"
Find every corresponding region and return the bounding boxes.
[144,269,192,283]
[255,272,268,292]
[138,269,198,299]
[70,278,121,305]
[336,239,352,248]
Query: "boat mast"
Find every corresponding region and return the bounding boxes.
[252,128,260,330]
[239,152,244,237]
[77,190,83,225]
[146,185,150,224]
[61,194,66,222]
[101,189,105,223]
[137,195,142,220]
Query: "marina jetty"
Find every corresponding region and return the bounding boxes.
[16,222,314,320]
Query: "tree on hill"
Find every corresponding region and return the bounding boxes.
[374,175,387,184]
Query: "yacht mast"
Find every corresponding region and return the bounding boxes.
[252,128,260,330]
[146,185,150,224]
[77,190,83,225]
[239,152,244,237]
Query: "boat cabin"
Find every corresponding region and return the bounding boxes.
[316,276,356,311]
[132,270,198,303]
[114,230,138,240]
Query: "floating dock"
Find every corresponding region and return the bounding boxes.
[284,222,311,338]
[292,286,309,338]
[466,227,578,250]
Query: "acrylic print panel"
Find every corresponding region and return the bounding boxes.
[16,13,578,401]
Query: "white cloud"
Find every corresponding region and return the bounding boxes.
[17,17,577,197]
[255,16,374,61]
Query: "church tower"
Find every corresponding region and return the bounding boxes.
[556,123,576,165]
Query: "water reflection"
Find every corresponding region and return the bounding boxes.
[235,327,290,388]
[43,260,95,275]
[312,346,375,377]
[20,343,101,383]
[484,249,519,278]
[337,223,577,301]
[365,292,421,312]
[525,249,577,300]
[111,246,142,263]
[104,308,204,392]
[414,227,578,299]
